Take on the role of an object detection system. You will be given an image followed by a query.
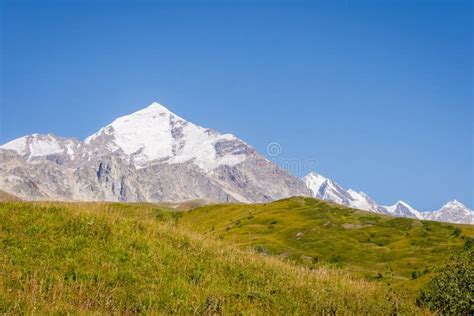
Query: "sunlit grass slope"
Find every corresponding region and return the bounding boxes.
[0,201,420,314]
[181,197,473,295]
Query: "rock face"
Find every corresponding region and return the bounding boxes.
[303,171,473,224]
[0,102,311,203]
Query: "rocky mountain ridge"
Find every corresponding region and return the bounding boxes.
[303,171,473,224]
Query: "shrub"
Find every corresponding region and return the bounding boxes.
[417,251,473,315]
[452,227,462,237]
[464,237,473,251]
[254,245,269,254]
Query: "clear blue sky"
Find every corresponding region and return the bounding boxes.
[1,0,472,210]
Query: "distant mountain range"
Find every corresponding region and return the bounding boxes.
[0,101,471,224]
[303,172,473,224]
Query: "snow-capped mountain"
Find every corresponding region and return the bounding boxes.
[346,189,386,215]
[0,102,311,203]
[425,200,473,224]
[84,103,251,171]
[1,133,80,163]
[303,172,352,206]
[382,200,423,219]
[303,172,385,214]
[303,171,472,224]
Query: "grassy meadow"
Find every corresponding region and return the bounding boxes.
[180,197,474,296]
[2,197,472,314]
[0,201,424,314]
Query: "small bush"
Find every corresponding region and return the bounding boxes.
[417,251,473,315]
[464,237,473,251]
[254,245,269,254]
[451,227,462,237]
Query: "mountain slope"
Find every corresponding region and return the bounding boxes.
[0,189,20,201]
[0,102,311,203]
[180,196,474,295]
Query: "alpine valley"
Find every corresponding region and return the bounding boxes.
[1,102,472,225]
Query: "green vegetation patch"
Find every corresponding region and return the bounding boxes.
[181,197,474,296]
[0,201,419,314]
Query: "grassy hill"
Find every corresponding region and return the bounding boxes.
[0,201,421,314]
[180,197,474,296]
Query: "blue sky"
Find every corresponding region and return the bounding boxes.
[1,0,472,210]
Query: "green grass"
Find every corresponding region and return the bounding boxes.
[180,197,474,297]
[0,201,422,314]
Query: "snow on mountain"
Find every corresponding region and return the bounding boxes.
[424,200,473,224]
[381,200,423,219]
[0,101,310,203]
[303,172,383,213]
[317,180,353,205]
[302,172,327,194]
[85,102,250,171]
[303,171,471,223]
[346,189,385,214]
[1,134,79,162]
[303,172,352,205]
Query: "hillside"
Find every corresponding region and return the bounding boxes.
[0,201,419,314]
[0,190,20,201]
[180,197,474,295]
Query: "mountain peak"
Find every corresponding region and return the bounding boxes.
[0,101,311,204]
[302,172,328,194]
[443,200,465,208]
[145,101,170,112]
[303,171,327,181]
[129,101,177,118]
[425,199,473,224]
[396,200,410,207]
[381,200,423,219]
[387,200,415,211]
[83,101,255,171]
